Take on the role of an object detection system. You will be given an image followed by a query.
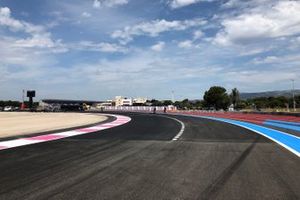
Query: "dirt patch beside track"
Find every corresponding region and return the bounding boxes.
[0,112,107,138]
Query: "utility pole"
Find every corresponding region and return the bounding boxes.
[291,79,296,112]
[22,89,25,103]
[21,89,25,110]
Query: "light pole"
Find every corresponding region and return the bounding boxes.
[171,90,175,103]
[22,89,24,103]
[291,79,296,112]
[21,89,25,110]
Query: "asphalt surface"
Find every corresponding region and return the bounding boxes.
[0,112,299,200]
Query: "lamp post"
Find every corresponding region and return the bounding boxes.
[171,90,175,103]
[21,89,25,110]
[291,79,296,112]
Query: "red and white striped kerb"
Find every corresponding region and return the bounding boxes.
[0,114,131,151]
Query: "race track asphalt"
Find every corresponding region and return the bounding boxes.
[0,112,299,200]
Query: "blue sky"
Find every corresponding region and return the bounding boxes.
[0,0,299,101]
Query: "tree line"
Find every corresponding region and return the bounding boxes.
[1,86,299,111]
[0,101,38,108]
[147,86,299,111]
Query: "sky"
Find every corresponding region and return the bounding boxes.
[0,0,299,101]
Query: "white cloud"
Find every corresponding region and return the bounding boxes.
[178,40,193,48]
[221,0,240,8]
[253,54,300,66]
[222,0,276,9]
[0,6,68,92]
[52,0,138,37]
[252,56,279,65]
[225,70,297,84]
[0,7,23,30]
[93,0,101,8]
[111,18,206,44]
[0,7,44,34]
[151,41,165,51]
[214,1,300,46]
[81,12,91,18]
[193,30,204,40]
[14,35,55,48]
[0,35,67,68]
[53,48,228,100]
[75,41,127,53]
[0,7,67,52]
[2,1,300,99]
[93,0,128,8]
[69,49,223,86]
[1,7,128,56]
[169,0,214,9]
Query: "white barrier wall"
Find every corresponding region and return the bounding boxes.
[103,106,173,112]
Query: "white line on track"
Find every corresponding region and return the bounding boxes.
[160,115,185,141]
[128,113,185,141]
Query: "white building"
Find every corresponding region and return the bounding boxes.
[228,104,235,111]
[112,96,147,106]
[94,100,113,109]
[114,96,123,106]
[122,98,133,106]
[114,96,133,106]
[133,97,147,105]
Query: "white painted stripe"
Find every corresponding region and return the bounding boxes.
[100,123,117,126]
[0,139,44,148]
[92,126,110,130]
[53,131,82,137]
[89,126,110,130]
[157,115,185,141]
[152,115,185,141]
[161,116,185,141]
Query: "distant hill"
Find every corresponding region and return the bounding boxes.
[240,89,300,100]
